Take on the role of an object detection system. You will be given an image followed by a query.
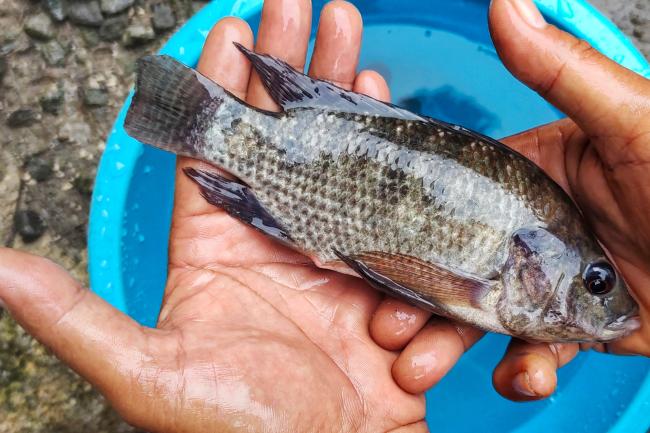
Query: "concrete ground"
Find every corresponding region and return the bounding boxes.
[0,0,647,432]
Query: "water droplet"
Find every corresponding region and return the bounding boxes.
[128,277,135,288]
[558,0,574,18]
[179,46,185,55]
[113,143,121,150]
[100,260,108,268]
[96,194,104,202]
[613,54,625,65]
[116,162,125,170]
[106,282,112,290]
[424,29,432,37]
[101,209,109,218]
[138,234,145,243]
[143,165,153,174]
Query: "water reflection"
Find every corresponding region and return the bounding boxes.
[399,85,501,135]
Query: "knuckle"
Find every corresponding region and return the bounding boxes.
[568,38,598,63]
[538,39,598,98]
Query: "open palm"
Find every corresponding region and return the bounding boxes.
[4,2,433,432]
[142,1,437,431]
[157,182,423,432]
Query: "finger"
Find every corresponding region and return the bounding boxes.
[388,421,430,433]
[370,299,432,350]
[247,0,312,110]
[173,18,254,219]
[500,118,581,192]
[198,17,255,99]
[492,340,579,401]
[0,248,161,401]
[489,0,650,144]
[392,319,483,394]
[353,70,391,102]
[308,0,363,90]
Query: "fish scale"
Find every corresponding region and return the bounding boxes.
[217,109,535,278]
[123,48,639,342]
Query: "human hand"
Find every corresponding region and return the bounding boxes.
[387,0,650,402]
[491,0,650,399]
[0,1,488,432]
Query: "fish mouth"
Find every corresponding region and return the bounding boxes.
[601,314,641,340]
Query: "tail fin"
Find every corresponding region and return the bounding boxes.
[124,55,218,156]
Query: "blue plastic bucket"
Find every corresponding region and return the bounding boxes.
[88,1,650,431]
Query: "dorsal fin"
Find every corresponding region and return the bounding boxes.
[234,42,424,121]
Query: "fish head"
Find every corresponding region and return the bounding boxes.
[499,227,639,342]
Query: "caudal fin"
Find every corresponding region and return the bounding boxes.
[124,55,216,156]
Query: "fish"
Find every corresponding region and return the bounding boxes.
[123,43,640,343]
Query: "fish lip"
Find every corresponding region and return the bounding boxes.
[603,315,641,335]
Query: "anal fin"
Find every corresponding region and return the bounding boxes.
[333,250,493,312]
[184,168,292,245]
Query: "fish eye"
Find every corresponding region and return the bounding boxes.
[583,262,616,296]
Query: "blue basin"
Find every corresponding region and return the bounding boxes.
[89,1,650,431]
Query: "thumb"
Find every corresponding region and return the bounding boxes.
[489,0,650,140]
[0,248,162,405]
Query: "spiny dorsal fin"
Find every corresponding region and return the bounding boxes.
[234,42,424,121]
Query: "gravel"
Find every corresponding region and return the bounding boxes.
[6,109,40,128]
[24,13,56,41]
[101,0,134,15]
[39,40,66,66]
[152,3,176,32]
[39,83,65,115]
[99,15,129,41]
[43,0,67,22]
[66,0,104,27]
[14,210,47,243]
[123,22,156,47]
[0,0,197,431]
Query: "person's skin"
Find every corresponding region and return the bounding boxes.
[0,0,648,431]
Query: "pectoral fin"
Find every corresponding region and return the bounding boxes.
[184,168,293,246]
[333,250,493,311]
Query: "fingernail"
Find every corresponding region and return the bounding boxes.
[510,0,547,29]
[512,372,537,397]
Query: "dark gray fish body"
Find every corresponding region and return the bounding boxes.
[125,46,639,342]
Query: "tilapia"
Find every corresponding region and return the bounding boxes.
[124,44,639,342]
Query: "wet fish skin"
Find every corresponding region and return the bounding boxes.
[124,47,639,343]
